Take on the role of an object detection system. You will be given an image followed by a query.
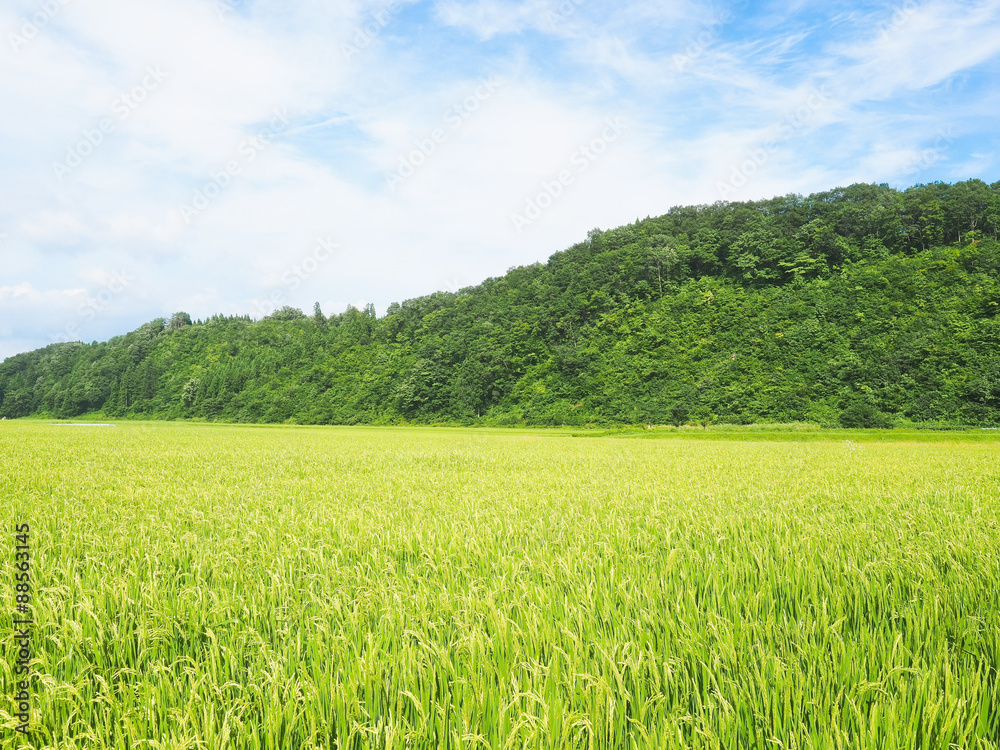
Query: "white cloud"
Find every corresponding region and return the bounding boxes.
[435,0,568,39]
[1,0,999,359]
[835,0,1000,99]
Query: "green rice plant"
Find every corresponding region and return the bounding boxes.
[0,422,998,748]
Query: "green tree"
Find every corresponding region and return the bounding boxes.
[669,402,690,428]
[181,378,201,408]
[312,302,326,327]
[168,312,193,331]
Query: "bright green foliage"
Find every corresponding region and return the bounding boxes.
[3,180,1000,427]
[1,422,999,748]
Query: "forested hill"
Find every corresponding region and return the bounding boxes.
[4,179,1000,427]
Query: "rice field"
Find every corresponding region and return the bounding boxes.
[1,421,999,749]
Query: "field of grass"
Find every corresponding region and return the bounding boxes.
[2,421,999,749]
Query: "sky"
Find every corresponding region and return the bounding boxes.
[1,0,999,360]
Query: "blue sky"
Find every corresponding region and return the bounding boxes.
[2,0,999,359]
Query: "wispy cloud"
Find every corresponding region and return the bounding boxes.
[1,0,998,359]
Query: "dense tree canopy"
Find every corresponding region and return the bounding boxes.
[3,179,1000,427]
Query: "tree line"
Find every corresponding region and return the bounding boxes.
[3,179,999,427]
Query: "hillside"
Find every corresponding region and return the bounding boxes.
[3,179,1000,427]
